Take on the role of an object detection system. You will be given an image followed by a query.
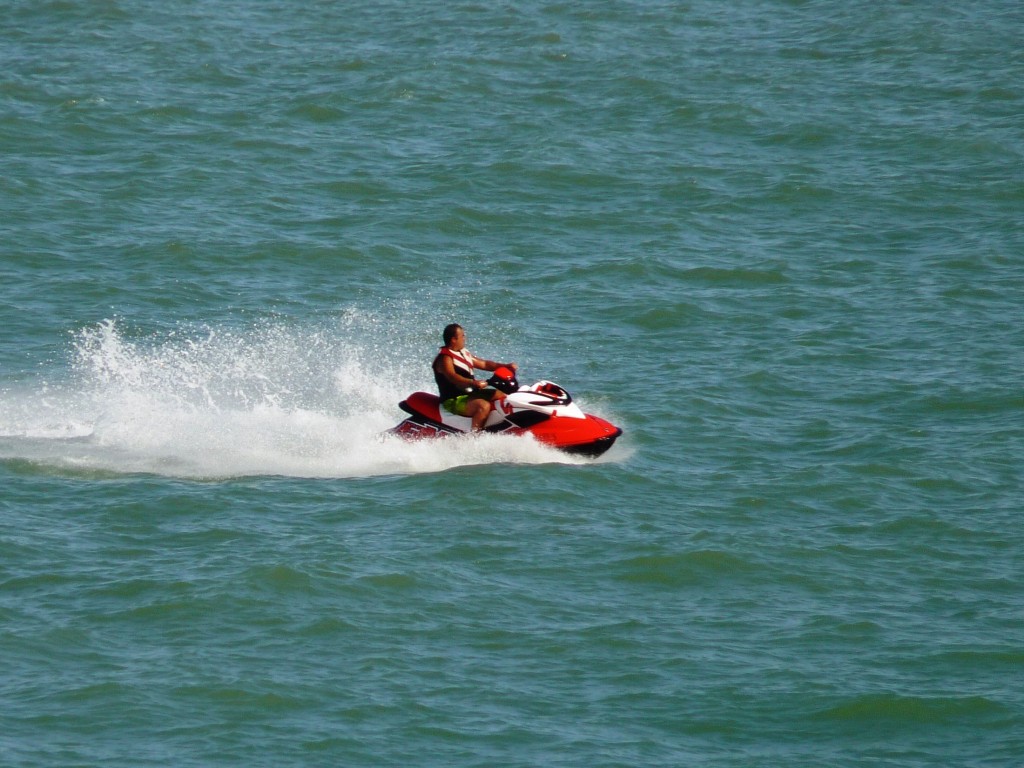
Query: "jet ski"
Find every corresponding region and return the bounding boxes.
[389,367,622,457]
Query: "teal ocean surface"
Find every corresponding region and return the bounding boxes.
[2,1,1023,766]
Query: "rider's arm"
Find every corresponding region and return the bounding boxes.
[470,355,517,373]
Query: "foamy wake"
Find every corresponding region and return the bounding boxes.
[0,317,597,479]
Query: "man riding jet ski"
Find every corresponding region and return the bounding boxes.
[389,324,622,457]
[432,323,518,432]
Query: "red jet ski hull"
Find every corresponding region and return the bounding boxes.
[390,390,622,458]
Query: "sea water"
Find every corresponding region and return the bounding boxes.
[2,1,1022,766]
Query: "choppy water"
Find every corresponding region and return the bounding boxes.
[2,1,1023,766]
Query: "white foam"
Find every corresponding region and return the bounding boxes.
[0,317,594,479]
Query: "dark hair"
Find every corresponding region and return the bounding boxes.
[442,323,462,346]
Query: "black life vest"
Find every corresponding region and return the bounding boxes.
[433,346,474,400]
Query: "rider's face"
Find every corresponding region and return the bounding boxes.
[451,328,466,350]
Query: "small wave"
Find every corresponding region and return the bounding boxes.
[612,549,761,587]
[815,692,1009,724]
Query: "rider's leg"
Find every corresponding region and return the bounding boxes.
[464,397,492,431]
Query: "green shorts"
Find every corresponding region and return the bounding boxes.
[443,390,497,416]
[442,394,471,416]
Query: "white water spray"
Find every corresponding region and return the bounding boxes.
[0,316,587,479]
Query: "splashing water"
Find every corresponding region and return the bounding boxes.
[0,316,592,479]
